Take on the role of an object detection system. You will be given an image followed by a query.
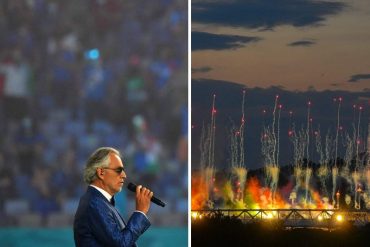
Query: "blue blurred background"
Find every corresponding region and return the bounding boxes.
[0,0,188,246]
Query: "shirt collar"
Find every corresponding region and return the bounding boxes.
[90,185,113,202]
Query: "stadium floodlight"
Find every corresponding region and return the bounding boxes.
[336,214,343,222]
[191,212,199,220]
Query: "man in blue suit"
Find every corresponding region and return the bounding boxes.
[74,147,153,247]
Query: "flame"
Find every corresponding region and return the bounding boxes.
[192,172,337,210]
[191,173,207,210]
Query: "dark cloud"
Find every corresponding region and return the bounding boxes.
[288,40,316,47]
[192,66,213,73]
[269,85,286,90]
[307,85,317,91]
[192,31,261,51]
[193,0,346,29]
[348,74,370,83]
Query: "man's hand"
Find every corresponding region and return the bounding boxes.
[135,185,153,214]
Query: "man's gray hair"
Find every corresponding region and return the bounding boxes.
[83,147,121,184]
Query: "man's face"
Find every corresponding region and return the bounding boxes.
[100,153,127,195]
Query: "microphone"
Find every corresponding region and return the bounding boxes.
[127,182,166,207]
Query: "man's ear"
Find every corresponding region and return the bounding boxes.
[97,168,104,179]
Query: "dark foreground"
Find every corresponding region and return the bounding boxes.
[192,216,370,247]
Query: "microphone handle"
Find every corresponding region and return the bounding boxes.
[151,196,166,207]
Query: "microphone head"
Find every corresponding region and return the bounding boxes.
[127,182,137,192]
[126,182,166,207]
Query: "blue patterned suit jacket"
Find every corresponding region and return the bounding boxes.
[73,186,150,247]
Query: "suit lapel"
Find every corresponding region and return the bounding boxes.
[110,204,126,228]
[88,187,126,229]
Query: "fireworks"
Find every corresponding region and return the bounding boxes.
[192,93,370,211]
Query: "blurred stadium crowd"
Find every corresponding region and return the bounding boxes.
[0,0,187,227]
